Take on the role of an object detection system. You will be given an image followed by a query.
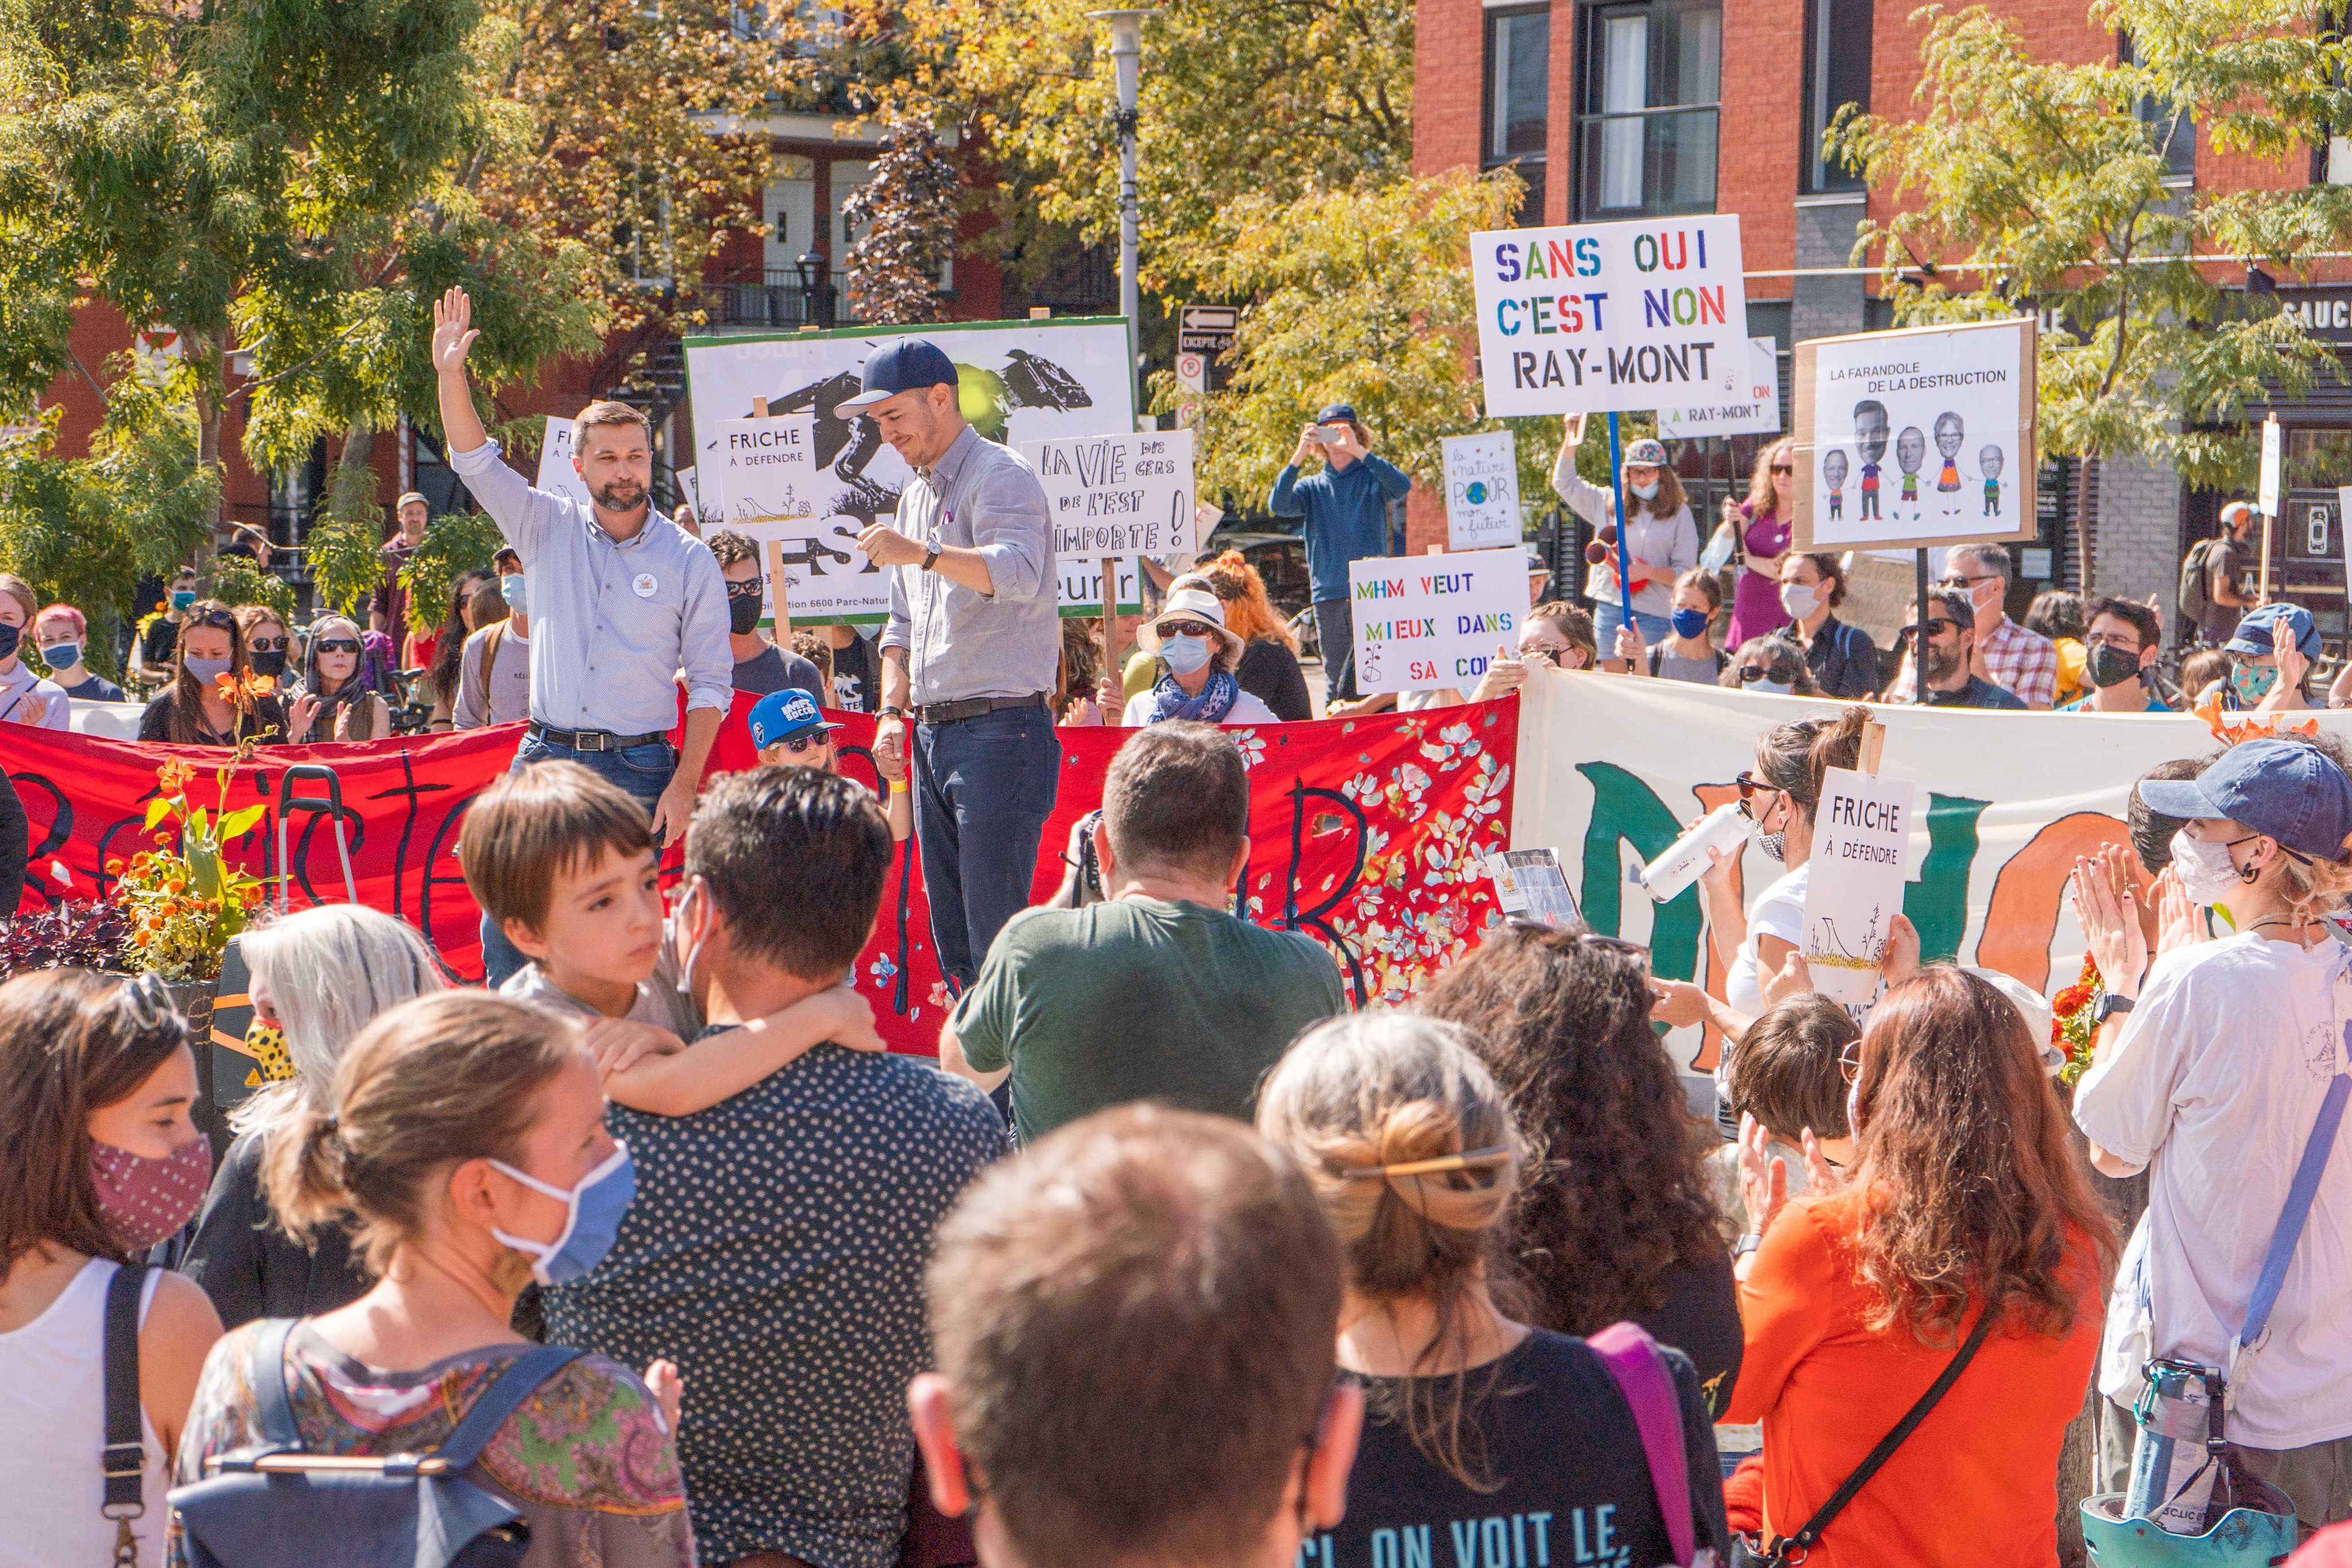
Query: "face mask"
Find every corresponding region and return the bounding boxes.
[501,574,528,611]
[1670,607,1709,640]
[41,641,82,672]
[1631,479,1661,501]
[0,623,18,661]
[1754,800,1789,862]
[2170,828,2258,908]
[2230,664,2278,704]
[183,653,231,684]
[488,1143,637,1287]
[2087,644,2142,691]
[1750,679,1793,698]
[728,594,764,636]
[171,590,196,612]
[1161,633,1213,676]
[90,1137,214,1252]
[249,649,288,679]
[1779,583,1820,621]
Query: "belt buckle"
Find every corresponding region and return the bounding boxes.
[576,730,610,753]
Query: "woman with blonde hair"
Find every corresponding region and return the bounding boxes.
[1717,436,1796,647]
[1258,1012,1728,1561]
[1200,550,1312,721]
[181,907,444,1326]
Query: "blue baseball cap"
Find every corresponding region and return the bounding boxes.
[2138,738,2352,859]
[833,339,960,417]
[746,688,840,750]
[2225,602,2321,663]
[1315,404,1359,426]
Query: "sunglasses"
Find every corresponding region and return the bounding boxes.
[1840,1039,1862,1085]
[773,732,831,754]
[314,638,361,655]
[725,579,764,599]
[1770,463,1794,476]
[1895,618,1962,641]
[247,635,288,652]
[1160,620,1219,640]
[191,609,237,630]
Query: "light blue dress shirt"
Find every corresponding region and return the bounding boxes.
[879,425,1059,707]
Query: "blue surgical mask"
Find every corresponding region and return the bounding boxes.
[501,574,528,611]
[40,640,82,672]
[1161,633,1213,676]
[489,1142,637,1287]
[183,653,231,683]
[1670,607,1709,640]
[171,590,196,612]
[0,623,17,661]
[1631,479,1661,502]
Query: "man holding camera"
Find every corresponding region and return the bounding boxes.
[1268,404,1410,704]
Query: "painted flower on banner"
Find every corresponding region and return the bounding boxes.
[1232,730,1268,770]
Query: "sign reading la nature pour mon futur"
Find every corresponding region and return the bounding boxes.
[1471,215,1749,418]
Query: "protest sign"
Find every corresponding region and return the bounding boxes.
[1020,428,1196,560]
[702,413,884,625]
[1441,433,1522,552]
[1469,216,1748,418]
[535,415,593,506]
[683,318,1139,619]
[1793,317,2037,551]
[1657,336,1782,439]
[1058,557,1142,615]
[1348,547,1528,694]
[1802,765,1916,1004]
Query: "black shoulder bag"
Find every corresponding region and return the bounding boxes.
[102,1262,152,1568]
[1734,1307,1998,1567]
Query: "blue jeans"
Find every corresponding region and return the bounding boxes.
[912,705,1061,988]
[478,732,676,986]
[1313,598,1359,704]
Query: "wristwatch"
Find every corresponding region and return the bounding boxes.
[2093,992,2136,1025]
[920,545,941,571]
[1733,1233,1765,1260]
[880,705,905,721]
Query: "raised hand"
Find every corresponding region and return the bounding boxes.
[431,286,481,377]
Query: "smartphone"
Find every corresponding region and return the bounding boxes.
[1306,428,1339,445]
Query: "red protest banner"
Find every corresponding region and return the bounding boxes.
[9,699,1518,1053]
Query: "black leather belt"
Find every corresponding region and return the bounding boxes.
[913,692,1050,727]
[528,721,672,753]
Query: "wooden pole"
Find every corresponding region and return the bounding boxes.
[1101,556,1122,694]
[764,539,794,642]
[1858,721,1886,776]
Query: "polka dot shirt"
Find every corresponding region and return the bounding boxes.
[544,1040,1006,1566]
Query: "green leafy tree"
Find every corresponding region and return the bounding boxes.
[399,511,505,640]
[1832,0,2352,493]
[841,122,963,325]
[205,558,296,622]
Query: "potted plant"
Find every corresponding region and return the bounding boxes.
[107,754,268,1036]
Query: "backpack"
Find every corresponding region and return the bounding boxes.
[169,1319,582,1568]
[2177,538,2216,629]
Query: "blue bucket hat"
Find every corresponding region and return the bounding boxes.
[2138,737,2352,860]
[2225,602,2321,663]
[746,688,840,751]
[833,338,960,418]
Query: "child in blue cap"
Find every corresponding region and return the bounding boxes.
[746,687,911,841]
[2205,602,2320,712]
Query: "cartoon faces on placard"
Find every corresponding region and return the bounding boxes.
[1808,320,2029,544]
[1821,448,1850,523]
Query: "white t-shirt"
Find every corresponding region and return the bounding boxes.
[0,660,69,729]
[2074,932,2352,1447]
[1121,686,1278,726]
[1727,864,1807,1018]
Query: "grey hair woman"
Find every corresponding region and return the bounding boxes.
[181,907,443,1327]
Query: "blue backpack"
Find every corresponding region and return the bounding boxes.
[168,1319,581,1568]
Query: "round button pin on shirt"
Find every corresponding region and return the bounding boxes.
[632,572,658,598]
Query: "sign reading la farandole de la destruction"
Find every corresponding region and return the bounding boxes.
[1471,216,1749,417]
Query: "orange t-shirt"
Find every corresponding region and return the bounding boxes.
[1722,1188,2103,1567]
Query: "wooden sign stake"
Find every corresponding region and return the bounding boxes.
[764,539,794,641]
[1858,721,1886,776]
[1101,557,1123,685]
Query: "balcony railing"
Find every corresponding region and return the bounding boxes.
[676,270,835,333]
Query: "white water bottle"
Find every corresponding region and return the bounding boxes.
[1638,803,1750,903]
[1699,522,1737,575]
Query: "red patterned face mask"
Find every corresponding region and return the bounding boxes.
[90,1137,213,1251]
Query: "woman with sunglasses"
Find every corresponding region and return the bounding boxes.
[1717,633,1820,698]
[231,606,292,682]
[1418,924,1745,1416]
[1111,581,1279,726]
[1716,438,1797,649]
[1258,1011,1731,1565]
[1726,967,2113,1567]
[137,598,287,746]
[287,614,392,743]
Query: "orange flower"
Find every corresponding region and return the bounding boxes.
[2053,984,2094,1017]
[105,857,125,874]
[246,673,277,697]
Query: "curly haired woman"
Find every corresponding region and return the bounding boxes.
[1417,925,1742,1414]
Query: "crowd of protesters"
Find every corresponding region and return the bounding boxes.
[18,318,2352,1568]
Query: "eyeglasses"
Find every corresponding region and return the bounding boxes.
[1895,619,1962,642]
[2084,633,2143,654]
[1840,1040,1862,1085]
[724,579,763,600]
[314,638,361,655]
[1160,620,1219,640]
[247,635,287,652]
[1947,574,2002,589]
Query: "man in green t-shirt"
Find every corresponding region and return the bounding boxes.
[942,722,1347,1143]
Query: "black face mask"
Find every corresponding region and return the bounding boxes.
[0,622,18,660]
[249,649,288,678]
[728,594,764,636]
[2087,642,2142,691]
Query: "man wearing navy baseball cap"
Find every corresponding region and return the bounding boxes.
[746,687,910,839]
[840,336,1061,986]
[2075,736,2352,1527]
[1267,402,1409,707]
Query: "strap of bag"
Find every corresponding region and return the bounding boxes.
[433,1346,584,1472]
[1587,1322,1696,1567]
[247,1317,305,1450]
[2230,1071,2350,1380]
[1765,1305,1999,1563]
[102,1261,149,1534]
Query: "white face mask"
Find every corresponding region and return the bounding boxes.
[2169,828,2258,909]
[1750,679,1793,698]
[1160,633,1212,676]
[1631,479,1661,501]
[1779,583,1820,621]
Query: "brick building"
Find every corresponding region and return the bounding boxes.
[1413,0,2352,642]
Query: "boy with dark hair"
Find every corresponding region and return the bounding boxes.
[911,1104,1362,1568]
[2061,595,2171,714]
[546,766,1005,1568]
[941,722,1345,1143]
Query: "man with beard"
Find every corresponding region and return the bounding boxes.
[433,285,731,981]
[1901,584,2026,709]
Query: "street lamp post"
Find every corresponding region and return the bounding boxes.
[1088,9,1158,414]
[794,250,833,329]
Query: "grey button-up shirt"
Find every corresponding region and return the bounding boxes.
[879,425,1059,707]
[451,439,733,735]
